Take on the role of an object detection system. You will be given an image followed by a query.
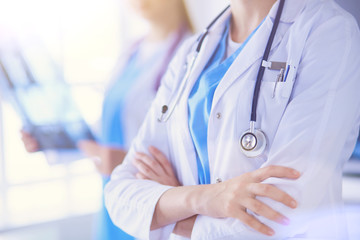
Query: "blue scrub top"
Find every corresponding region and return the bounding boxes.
[102,50,142,147]
[188,19,263,185]
[96,51,142,240]
[97,47,160,240]
[352,136,360,159]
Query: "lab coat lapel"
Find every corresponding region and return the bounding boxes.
[176,8,231,133]
[177,10,231,131]
[212,14,284,106]
[175,10,230,184]
[212,0,307,106]
[180,9,231,102]
[175,0,307,184]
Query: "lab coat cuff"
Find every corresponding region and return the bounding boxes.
[149,223,176,240]
[139,185,175,240]
[191,215,246,240]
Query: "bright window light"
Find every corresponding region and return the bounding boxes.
[69,175,102,215]
[0,0,125,231]
[7,181,68,226]
[2,102,67,185]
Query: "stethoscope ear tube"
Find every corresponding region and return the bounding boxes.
[159,5,230,122]
[196,5,230,52]
[158,52,198,122]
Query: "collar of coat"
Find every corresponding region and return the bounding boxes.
[209,0,307,36]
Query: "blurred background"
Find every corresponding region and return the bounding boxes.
[0,0,359,239]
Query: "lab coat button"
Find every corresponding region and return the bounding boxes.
[216,178,222,183]
[216,113,221,119]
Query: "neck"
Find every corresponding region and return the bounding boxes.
[230,0,277,43]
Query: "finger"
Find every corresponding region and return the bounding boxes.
[22,137,39,152]
[21,133,37,144]
[248,183,297,209]
[236,211,275,236]
[77,140,87,150]
[25,142,39,152]
[136,152,165,176]
[252,166,301,182]
[243,198,290,225]
[148,146,173,175]
[78,140,99,157]
[136,172,149,180]
[21,133,37,145]
[20,130,31,138]
[91,156,101,166]
[92,158,102,173]
[132,158,158,179]
[77,140,94,151]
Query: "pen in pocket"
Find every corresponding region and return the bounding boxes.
[272,68,285,98]
[283,64,290,82]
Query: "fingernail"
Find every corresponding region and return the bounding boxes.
[292,170,300,176]
[291,200,297,208]
[280,217,290,225]
[149,146,158,153]
[267,229,275,236]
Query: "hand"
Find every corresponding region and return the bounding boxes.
[133,146,180,187]
[78,140,127,176]
[20,130,39,153]
[134,146,193,236]
[197,166,300,236]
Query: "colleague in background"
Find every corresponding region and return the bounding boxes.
[21,0,193,239]
[104,0,360,239]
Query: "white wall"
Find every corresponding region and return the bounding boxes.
[336,0,360,25]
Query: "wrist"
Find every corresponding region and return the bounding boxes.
[186,184,218,215]
[173,215,197,238]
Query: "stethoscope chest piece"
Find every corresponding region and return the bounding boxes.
[239,128,267,158]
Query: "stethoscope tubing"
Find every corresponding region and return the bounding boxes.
[158,5,231,122]
[159,0,285,132]
[196,6,231,53]
[158,52,198,122]
[250,0,285,123]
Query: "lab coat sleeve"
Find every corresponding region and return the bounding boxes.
[104,37,197,240]
[191,14,360,240]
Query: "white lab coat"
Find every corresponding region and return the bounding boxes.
[105,0,360,239]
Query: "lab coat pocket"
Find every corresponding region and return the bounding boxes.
[258,81,290,115]
[261,65,296,100]
[280,80,295,99]
[255,80,295,151]
[273,80,295,100]
[280,64,297,98]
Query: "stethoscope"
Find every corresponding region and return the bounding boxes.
[158,0,286,158]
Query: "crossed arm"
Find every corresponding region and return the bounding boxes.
[133,146,299,238]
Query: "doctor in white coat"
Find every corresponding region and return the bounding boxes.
[105,0,360,239]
